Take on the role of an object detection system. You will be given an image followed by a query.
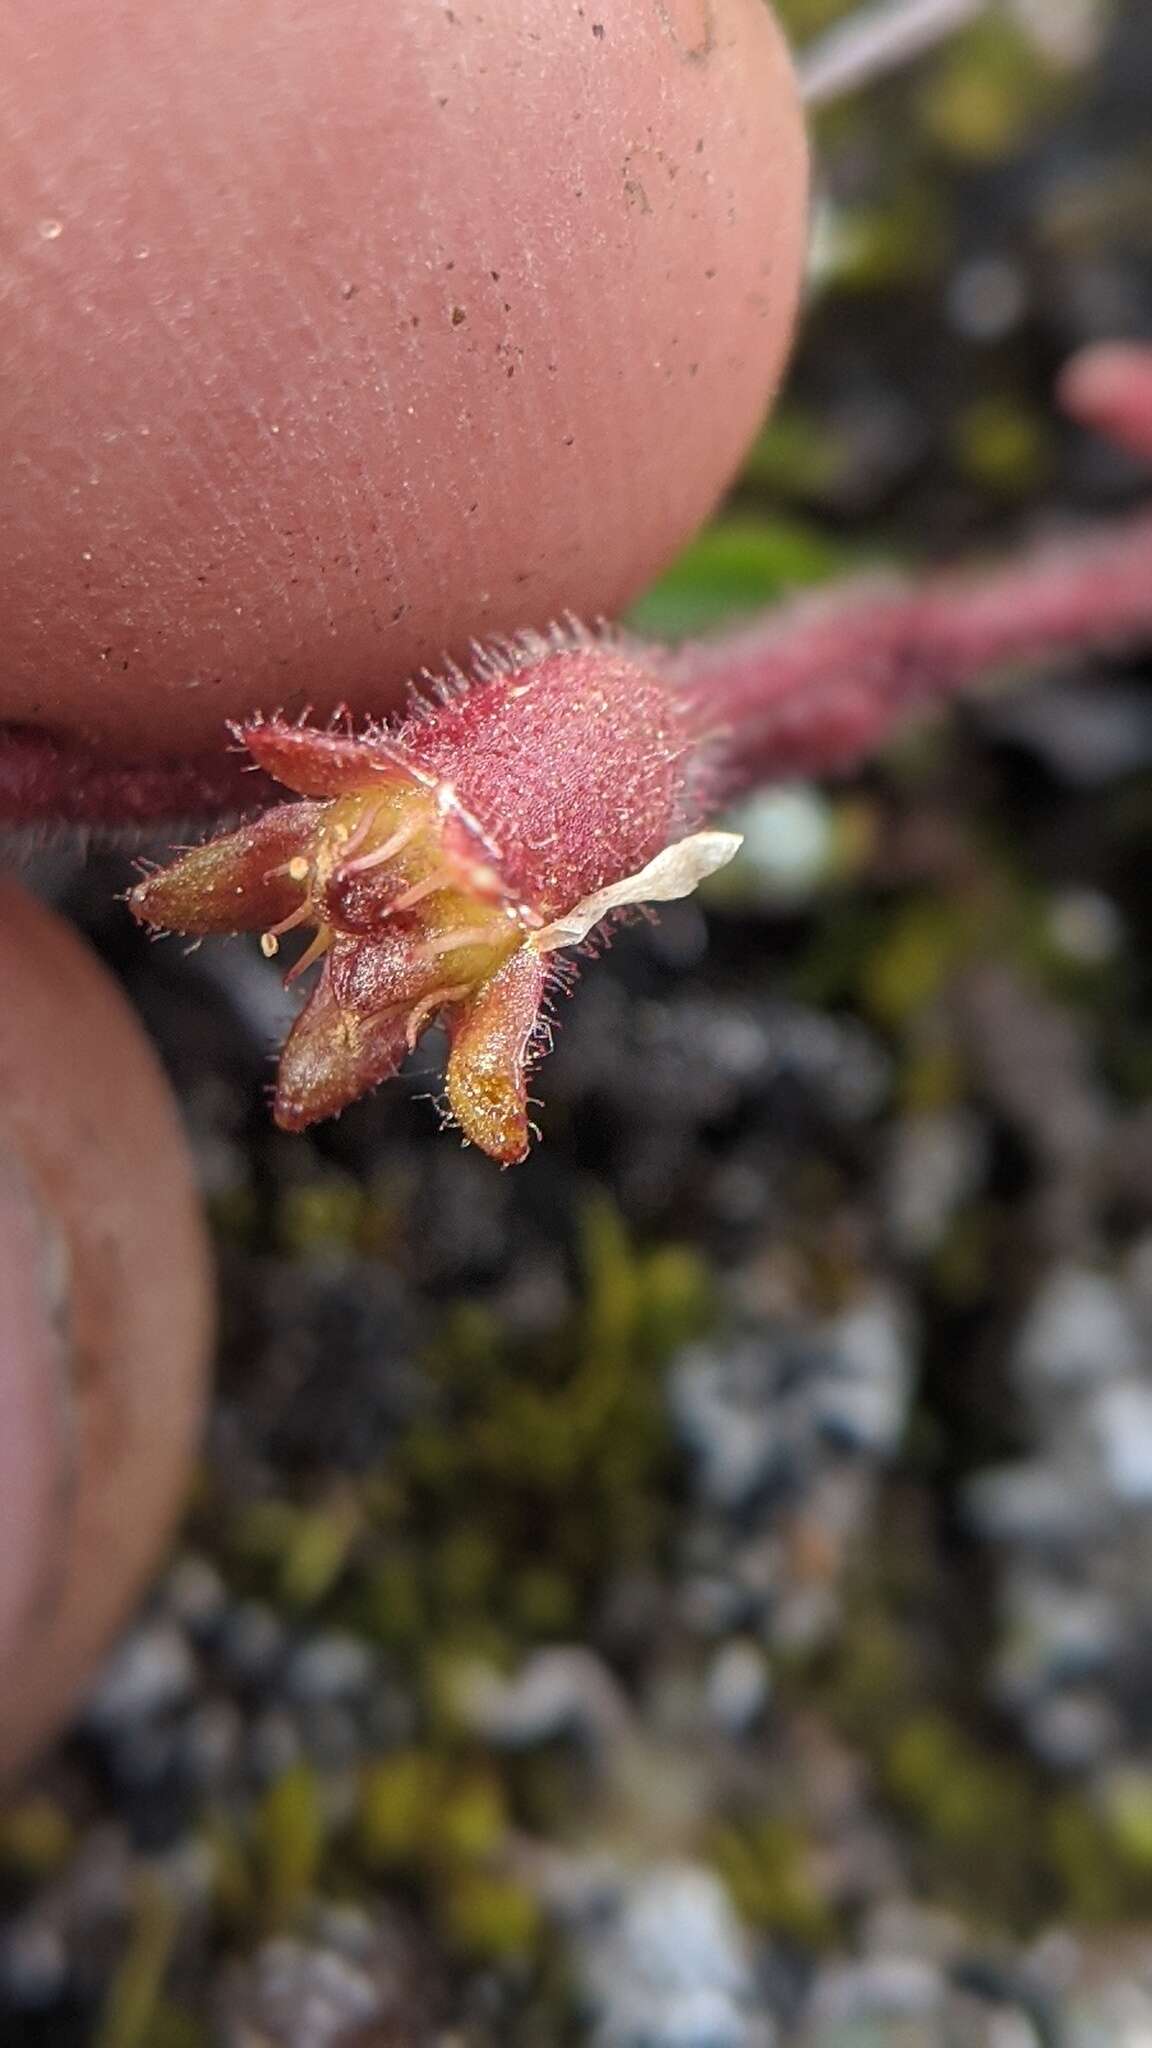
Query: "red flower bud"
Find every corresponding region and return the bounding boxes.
[130,629,739,1160]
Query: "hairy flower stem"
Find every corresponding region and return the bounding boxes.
[674,511,1152,798]
[0,725,272,831]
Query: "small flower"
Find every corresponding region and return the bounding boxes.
[130,628,740,1161]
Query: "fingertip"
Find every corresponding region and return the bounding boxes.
[0,883,211,1778]
[0,1150,70,1679]
[0,0,808,754]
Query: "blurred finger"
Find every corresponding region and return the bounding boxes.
[0,882,211,1777]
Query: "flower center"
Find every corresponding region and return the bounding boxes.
[259,784,526,998]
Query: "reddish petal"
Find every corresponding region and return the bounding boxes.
[273,954,411,1130]
[238,718,432,798]
[328,927,444,1016]
[129,801,323,934]
[444,945,548,1164]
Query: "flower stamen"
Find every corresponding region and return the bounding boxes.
[405,983,475,1050]
[337,818,423,878]
[263,899,315,942]
[419,923,513,962]
[283,925,332,984]
[388,873,446,914]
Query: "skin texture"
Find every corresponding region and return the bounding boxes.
[0,0,808,755]
[0,0,809,1773]
[0,886,211,1777]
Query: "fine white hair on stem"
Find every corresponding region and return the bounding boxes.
[798,0,990,108]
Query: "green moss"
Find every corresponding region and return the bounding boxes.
[930,1206,998,1307]
[898,1045,965,1116]
[794,1576,1152,1936]
[509,1566,579,1638]
[886,1714,1027,1853]
[136,2007,208,2048]
[203,1809,257,1927]
[772,0,857,37]
[827,189,946,293]
[861,901,971,1028]
[0,1795,74,1877]
[252,1763,326,1924]
[741,407,845,498]
[361,1555,425,1647]
[357,1751,442,1868]
[366,1198,703,1656]
[275,1173,365,1256]
[357,1753,508,1871]
[226,1497,361,1610]
[826,796,880,889]
[918,14,1067,160]
[1045,1795,1152,1925]
[440,1300,505,1379]
[711,1818,836,1947]
[440,1871,543,1960]
[626,518,846,638]
[205,1184,260,1247]
[806,1610,914,1751]
[638,1243,714,1359]
[279,1501,362,1609]
[951,396,1052,497]
[354,1752,544,1963]
[580,1196,643,1361]
[1101,1771,1152,1875]
[432,1528,502,1613]
[787,904,892,1011]
[94,1878,179,2048]
[437,1773,510,1865]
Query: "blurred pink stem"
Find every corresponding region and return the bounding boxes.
[0,728,272,830]
[675,511,1152,795]
[677,339,1152,793]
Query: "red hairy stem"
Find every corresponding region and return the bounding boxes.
[0,726,274,828]
[672,338,1152,794]
[673,511,1152,796]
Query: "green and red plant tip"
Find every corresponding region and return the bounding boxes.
[47,343,1152,1160]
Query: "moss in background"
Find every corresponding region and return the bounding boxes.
[627,517,847,638]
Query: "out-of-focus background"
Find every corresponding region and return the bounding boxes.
[4,2,1152,2040]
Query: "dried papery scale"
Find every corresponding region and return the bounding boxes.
[22,344,1152,1159]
